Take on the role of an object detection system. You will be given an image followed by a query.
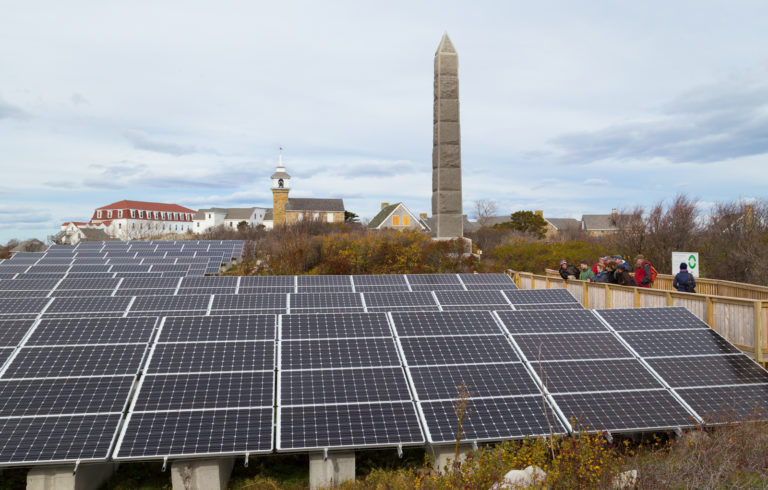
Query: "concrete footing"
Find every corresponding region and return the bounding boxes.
[429,445,472,473]
[309,451,355,489]
[170,458,235,490]
[26,463,117,490]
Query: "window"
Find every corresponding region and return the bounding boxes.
[130,209,136,218]
[161,212,166,220]
[207,214,211,219]
[313,212,320,220]
[392,215,400,226]
[118,223,122,229]
[138,210,144,218]
[298,213,304,221]
[327,213,334,223]
[97,210,102,218]
[107,210,112,218]
[403,215,410,226]
[154,211,159,219]
[197,222,200,228]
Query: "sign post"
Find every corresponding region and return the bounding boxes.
[671,252,699,277]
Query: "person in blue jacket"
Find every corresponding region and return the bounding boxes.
[673,262,696,293]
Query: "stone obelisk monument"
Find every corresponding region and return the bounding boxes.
[431,33,463,239]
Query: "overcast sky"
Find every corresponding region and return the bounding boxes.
[1,1,767,243]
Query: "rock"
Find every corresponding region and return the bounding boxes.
[612,469,638,489]
[490,465,546,489]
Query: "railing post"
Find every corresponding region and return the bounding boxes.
[706,296,714,328]
[634,288,641,308]
[546,277,550,289]
[583,281,589,309]
[605,285,612,309]
[754,302,763,364]
[666,292,674,307]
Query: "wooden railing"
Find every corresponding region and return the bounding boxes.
[510,270,766,367]
[544,269,768,300]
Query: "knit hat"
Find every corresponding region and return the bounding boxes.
[680,262,687,270]
[560,260,567,265]
[580,260,589,265]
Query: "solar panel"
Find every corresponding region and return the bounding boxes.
[362,291,438,308]
[354,285,411,293]
[180,276,238,288]
[391,311,503,337]
[46,297,131,314]
[399,335,519,366]
[434,290,509,306]
[178,287,237,296]
[411,284,467,292]
[133,372,274,411]
[114,288,177,297]
[532,359,664,393]
[406,274,461,285]
[130,295,211,312]
[238,286,295,295]
[281,313,391,339]
[646,356,768,387]
[458,273,515,285]
[26,317,158,346]
[296,286,354,293]
[1,290,50,298]
[0,297,51,315]
[597,307,709,331]
[280,368,411,405]
[210,294,287,312]
[0,376,135,416]
[68,265,112,273]
[496,310,608,334]
[352,275,407,286]
[278,403,423,450]
[513,303,584,310]
[0,279,59,291]
[147,342,275,374]
[116,408,273,458]
[420,397,565,443]
[676,385,768,420]
[1,348,13,366]
[0,319,36,346]
[619,329,742,357]
[55,278,121,290]
[289,293,363,310]
[297,275,350,287]
[503,289,580,305]
[0,414,122,464]
[159,315,276,342]
[552,390,695,432]
[2,344,147,378]
[50,289,117,298]
[408,363,540,400]
[512,333,633,361]
[280,338,401,370]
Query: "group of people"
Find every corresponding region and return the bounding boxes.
[558,255,696,292]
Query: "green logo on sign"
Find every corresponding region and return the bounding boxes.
[688,255,697,269]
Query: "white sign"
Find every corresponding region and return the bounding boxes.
[671,252,699,277]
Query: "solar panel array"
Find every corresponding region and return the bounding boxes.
[1,260,767,467]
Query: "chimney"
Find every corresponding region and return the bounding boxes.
[534,210,543,217]
[381,202,390,210]
[419,213,428,219]
[611,208,618,216]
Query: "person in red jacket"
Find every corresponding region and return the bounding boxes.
[634,255,653,288]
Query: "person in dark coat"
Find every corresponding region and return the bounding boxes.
[558,260,579,280]
[614,264,636,287]
[673,262,697,293]
[592,263,611,283]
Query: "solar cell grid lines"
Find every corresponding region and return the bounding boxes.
[49,289,116,298]
[114,288,176,297]
[406,274,461,285]
[296,286,354,294]
[0,279,59,291]
[0,376,135,417]
[408,363,540,400]
[159,315,276,342]
[116,408,273,458]
[420,397,565,443]
[500,289,579,306]
[620,329,742,358]
[410,284,466,292]
[238,286,295,295]
[281,313,391,339]
[0,297,51,315]
[180,276,238,288]
[1,290,50,298]
[2,344,148,379]
[553,390,695,432]
[532,359,664,393]
[646,356,768,388]
[130,295,211,312]
[0,319,36,346]
[513,303,584,310]
[278,402,423,451]
[513,333,633,362]
[354,285,412,293]
[133,372,274,411]
[0,348,13,367]
[457,273,516,285]
[496,309,608,334]
[148,341,274,374]
[0,414,122,464]
[26,317,158,346]
[239,277,293,289]
[597,307,709,331]
[434,290,509,306]
[391,311,502,337]
[46,296,132,314]
[362,291,437,308]
[289,292,363,310]
[280,338,401,370]
[117,278,178,289]
[352,275,407,286]
[677,385,768,421]
[297,275,351,287]
[55,278,120,290]
[180,287,237,296]
[399,335,519,366]
[211,294,287,312]
[280,368,411,405]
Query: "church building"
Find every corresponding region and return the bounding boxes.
[263,153,345,227]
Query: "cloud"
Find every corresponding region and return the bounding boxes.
[71,93,88,105]
[550,80,768,165]
[0,207,52,225]
[83,162,149,188]
[0,95,26,120]
[583,178,609,186]
[122,129,218,156]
